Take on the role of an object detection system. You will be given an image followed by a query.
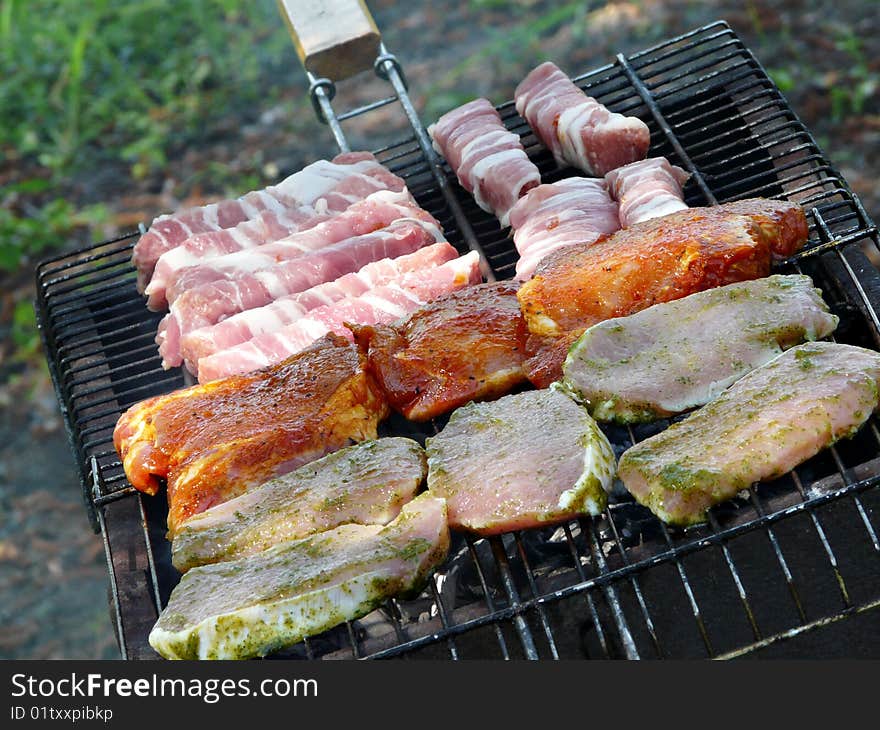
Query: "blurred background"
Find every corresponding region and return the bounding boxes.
[0,0,877,659]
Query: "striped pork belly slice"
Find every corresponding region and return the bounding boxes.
[618,342,880,526]
[196,251,482,382]
[171,437,427,572]
[180,242,460,374]
[507,177,620,280]
[150,493,449,660]
[515,62,650,176]
[156,218,443,369]
[429,97,540,227]
[518,199,810,387]
[605,157,691,227]
[151,188,426,310]
[113,334,389,537]
[562,275,839,423]
[132,151,399,292]
[426,388,615,535]
[351,281,529,422]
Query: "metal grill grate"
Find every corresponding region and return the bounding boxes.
[36,21,880,659]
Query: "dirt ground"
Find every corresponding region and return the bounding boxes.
[1,0,878,659]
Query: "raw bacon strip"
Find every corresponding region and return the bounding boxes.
[180,242,460,374]
[618,342,880,526]
[150,188,421,310]
[149,494,449,660]
[197,251,482,382]
[132,151,399,291]
[157,218,444,369]
[429,98,540,227]
[113,334,389,536]
[605,157,690,227]
[507,177,620,280]
[515,62,650,176]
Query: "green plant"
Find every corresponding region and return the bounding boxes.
[0,0,303,279]
[829,28,877,121]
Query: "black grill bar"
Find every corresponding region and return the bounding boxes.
[714,596,880,660]
[512,534,560,659]
[488,537,539,660]
[747,486,807,623]
[560,524,611,658]
[790,469,851,607]
[34,20,880,660]
[603,508,664,657]
[372,44,495,283]
[585,520,640,659]
[705,511,762,641]
[464,537,512,659]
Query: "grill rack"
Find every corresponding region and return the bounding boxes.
[35,21,880,659]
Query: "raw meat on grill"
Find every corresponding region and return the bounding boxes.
[562,275,839,423]
[151,189,428,310]
[132,151,401,291]
[605,157,690,227]
[113,334,388,537]
[196,251,482,382]
[351,281,529,421]
[156,218,443,369]
[517,198,809,386]
[150,493,449,660]
[617,342,880,526]
[507,177,620,280]
[180,242,461,374]
[426,388,615,534]
[171,437,427,572]
[428,97,541,227]
[515,61,650,176]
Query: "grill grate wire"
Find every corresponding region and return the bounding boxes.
[35,21,880,660]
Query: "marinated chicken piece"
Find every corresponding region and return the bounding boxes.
[171,437,426,572]
[426,388,615,534]
[351,282,529,421]
[518,199,809,386]
[562,275,839,422]
[150,494,449,660]
[617,342,880,526]
[113,334,388,536]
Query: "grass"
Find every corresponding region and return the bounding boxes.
[0,0,292,274]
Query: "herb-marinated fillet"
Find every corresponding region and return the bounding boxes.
[617,342,880,526]
[562,275,839,423]
[150,494,449,660]
[171,437,427,572]
[426,388,615,534]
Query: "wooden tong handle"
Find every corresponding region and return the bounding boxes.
[277,0,381,80]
